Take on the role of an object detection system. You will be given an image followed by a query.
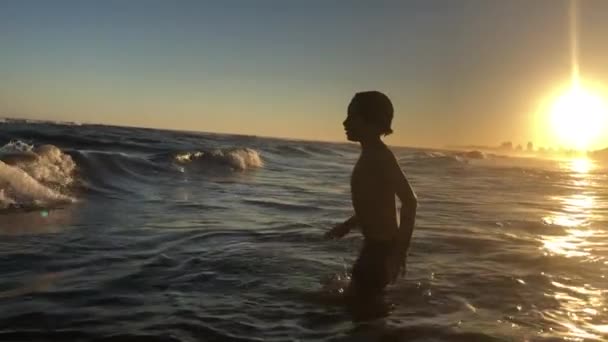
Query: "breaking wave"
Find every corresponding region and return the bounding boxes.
[0,141,76,210]
[170,148,263,171]
[0,141,264,208]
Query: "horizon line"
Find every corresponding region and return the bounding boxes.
[0,116,436,150]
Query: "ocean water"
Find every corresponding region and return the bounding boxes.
[0,120,607,342]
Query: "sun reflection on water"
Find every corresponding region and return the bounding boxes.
[570,158,593,174]
[542,190,595,259]
[538,157,607,340]
[542,158,597,258]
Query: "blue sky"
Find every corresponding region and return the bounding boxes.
[2,0,608,148]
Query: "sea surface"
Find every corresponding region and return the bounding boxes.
[0,120,607,341]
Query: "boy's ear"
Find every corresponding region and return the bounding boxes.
[369,122,386,136]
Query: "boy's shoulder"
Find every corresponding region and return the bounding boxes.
[363,145,398,166]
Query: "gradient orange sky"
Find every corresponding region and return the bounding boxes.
[2,0,608,148]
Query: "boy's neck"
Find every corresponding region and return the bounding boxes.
[360,137,385,150]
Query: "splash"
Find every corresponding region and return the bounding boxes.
[320,272,351,295]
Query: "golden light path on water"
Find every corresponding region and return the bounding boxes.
[539,157,608,340]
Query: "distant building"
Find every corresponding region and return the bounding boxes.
[500,141,513,150]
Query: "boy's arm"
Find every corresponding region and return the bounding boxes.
[390,157,418,252]
[385,155,417,282]
[324,215,357,239]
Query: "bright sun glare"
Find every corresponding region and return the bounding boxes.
[549,83,608,150]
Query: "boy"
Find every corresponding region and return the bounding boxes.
[325,91,417,299]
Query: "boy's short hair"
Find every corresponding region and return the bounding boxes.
[350,91,394,135]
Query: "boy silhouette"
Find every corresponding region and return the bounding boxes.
[325,91,417,300]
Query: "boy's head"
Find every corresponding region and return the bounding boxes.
[343,91,393,142]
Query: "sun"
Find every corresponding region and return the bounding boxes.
[549,83,608,150]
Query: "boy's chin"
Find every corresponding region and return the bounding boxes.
[345,133,360,142]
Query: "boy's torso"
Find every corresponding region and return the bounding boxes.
[351,146,398,241]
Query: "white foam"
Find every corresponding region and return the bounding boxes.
[19,145,76,187]
[218,148,263,171]
[0,161,75,209]
[174,151,204,163]
[0,189,15,208]
[174,148,263,171]
[0,140,34,153]
[0,142,77,209]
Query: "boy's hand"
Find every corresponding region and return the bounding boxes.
[324,222,351,239]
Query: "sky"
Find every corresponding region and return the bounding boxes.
[2,0,608,148]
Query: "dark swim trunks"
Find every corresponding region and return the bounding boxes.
[351,239,394,297]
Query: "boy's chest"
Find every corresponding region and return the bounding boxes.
[351,156,384,199]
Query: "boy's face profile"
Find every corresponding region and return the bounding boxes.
[343,99,378,142]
